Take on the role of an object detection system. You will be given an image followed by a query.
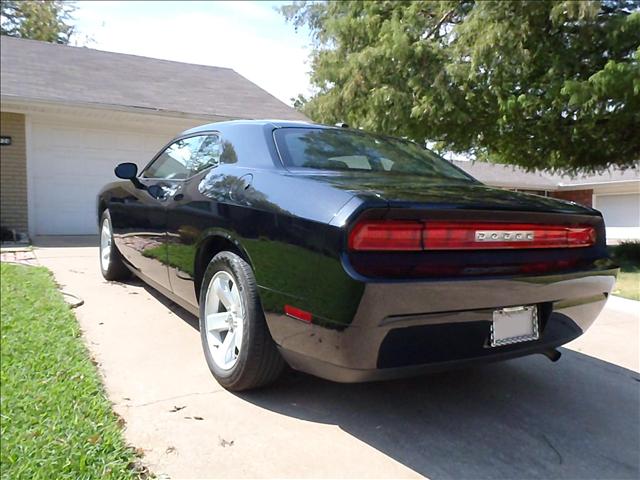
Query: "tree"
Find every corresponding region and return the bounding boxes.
[282,1,640,173]
[290,93,309,111]
[1,0,76,44]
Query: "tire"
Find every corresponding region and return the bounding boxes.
[99,210,131,281]
[199,251,284,391]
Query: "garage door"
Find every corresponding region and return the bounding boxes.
[30,119,182,235]
[595,193,640,228]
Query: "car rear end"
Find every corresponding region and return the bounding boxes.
[279,199,616,382]
[270,126,618,382]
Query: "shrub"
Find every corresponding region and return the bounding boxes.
[609,241,640,269]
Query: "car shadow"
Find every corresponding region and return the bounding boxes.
[129,279,640,479]
[237,351,639,479]
[134,281,201,331]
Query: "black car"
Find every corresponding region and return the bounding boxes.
[97,120,617,391]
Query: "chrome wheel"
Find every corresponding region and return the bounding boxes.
[100,218,112,272]
[204,271,245,370]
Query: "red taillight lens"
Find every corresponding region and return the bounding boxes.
[423,222,596,250]
[348,221,423,251]
[567,227,597,247]
[348,221,596,251]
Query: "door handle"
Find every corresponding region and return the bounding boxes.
[173,193,184,201]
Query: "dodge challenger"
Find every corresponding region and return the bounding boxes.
[97,120,618,391]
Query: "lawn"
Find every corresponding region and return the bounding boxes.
[609,242,640,301]
[0,263,137,480]
[142,242,194,276]
[612,270,640,301]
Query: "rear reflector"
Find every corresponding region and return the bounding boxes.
[349,221,596,251]
[284,305,313,323]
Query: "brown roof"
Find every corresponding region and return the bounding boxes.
[453,160,640,190]
[0,36,307,121]
[452,160,557,189]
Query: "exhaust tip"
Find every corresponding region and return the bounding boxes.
[541,348,562,362]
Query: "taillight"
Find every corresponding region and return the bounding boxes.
[348,221,423,251]
[348,221,596,251]
[423,222,596,250]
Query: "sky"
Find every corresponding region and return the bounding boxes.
[72,1,313,105]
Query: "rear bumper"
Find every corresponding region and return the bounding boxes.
[270,267,617,382]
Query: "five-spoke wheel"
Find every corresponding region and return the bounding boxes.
[199,251,284,391]
[99,210,130,281]
[204,271,245,370]
[100,217,112,272]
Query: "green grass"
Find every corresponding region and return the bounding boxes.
[608,242,640,301]
[142,242,194,276]
[142,239,363,325]
[0,264,137,480]
[144,238,640,308]
[611,270,640,301]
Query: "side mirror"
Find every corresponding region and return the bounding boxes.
[114,162,145,190]
[115,162,138,179]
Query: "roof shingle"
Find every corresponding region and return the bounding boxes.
[0,36,307,121]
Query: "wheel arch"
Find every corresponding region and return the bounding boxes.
[97,197,107,225]
[194,232,253,303]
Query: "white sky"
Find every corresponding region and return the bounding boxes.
[72,1,313,105]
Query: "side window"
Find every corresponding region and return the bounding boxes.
[190,134,223,175]
[143,136,205,179]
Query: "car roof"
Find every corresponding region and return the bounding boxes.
[182,119,334,136]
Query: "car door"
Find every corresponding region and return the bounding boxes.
[114,136,206,292]
[165,133,235,307]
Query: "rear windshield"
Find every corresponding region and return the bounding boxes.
[274,127,475,181]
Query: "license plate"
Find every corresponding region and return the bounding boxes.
[491,306,539,347]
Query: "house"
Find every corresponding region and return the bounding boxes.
[453,160,640,244]
[0,36,307,237]
[2,37,637,243]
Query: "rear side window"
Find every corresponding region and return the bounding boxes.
[190,135,223,175]
[274,128,475,181]
[143,133,237,179]
[190,135,238,175]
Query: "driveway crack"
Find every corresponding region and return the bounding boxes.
[122,390,223,408]
[542,433,563,465]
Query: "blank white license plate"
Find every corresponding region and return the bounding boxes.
[491,306,539,347]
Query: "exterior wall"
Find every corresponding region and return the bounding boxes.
[18,104,203,235]
[550,189,593,207]
[30,116,195,234]
[0,112,28,233]
[2,100,216,236]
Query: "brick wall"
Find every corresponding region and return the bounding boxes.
[550,189,593,207]
[0,112,28,233]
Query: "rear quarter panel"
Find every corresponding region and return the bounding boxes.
[172,166,365,324]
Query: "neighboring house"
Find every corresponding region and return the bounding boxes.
[0,36,307,237]
[453,160,640,244]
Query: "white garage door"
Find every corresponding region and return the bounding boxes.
[30,118,187,235]
[595,194,640,228]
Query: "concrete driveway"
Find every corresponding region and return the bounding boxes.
[34,237,639,479]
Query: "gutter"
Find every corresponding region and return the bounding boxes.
[0,94,250,121]
[557,179,640,189]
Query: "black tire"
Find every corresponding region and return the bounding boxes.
[99,210,131,281]
[199,251,285,391]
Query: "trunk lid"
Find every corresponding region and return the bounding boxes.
[316,173,611,279]
[305,172,593,215]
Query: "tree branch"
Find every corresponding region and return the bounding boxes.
[423,6,457,40]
